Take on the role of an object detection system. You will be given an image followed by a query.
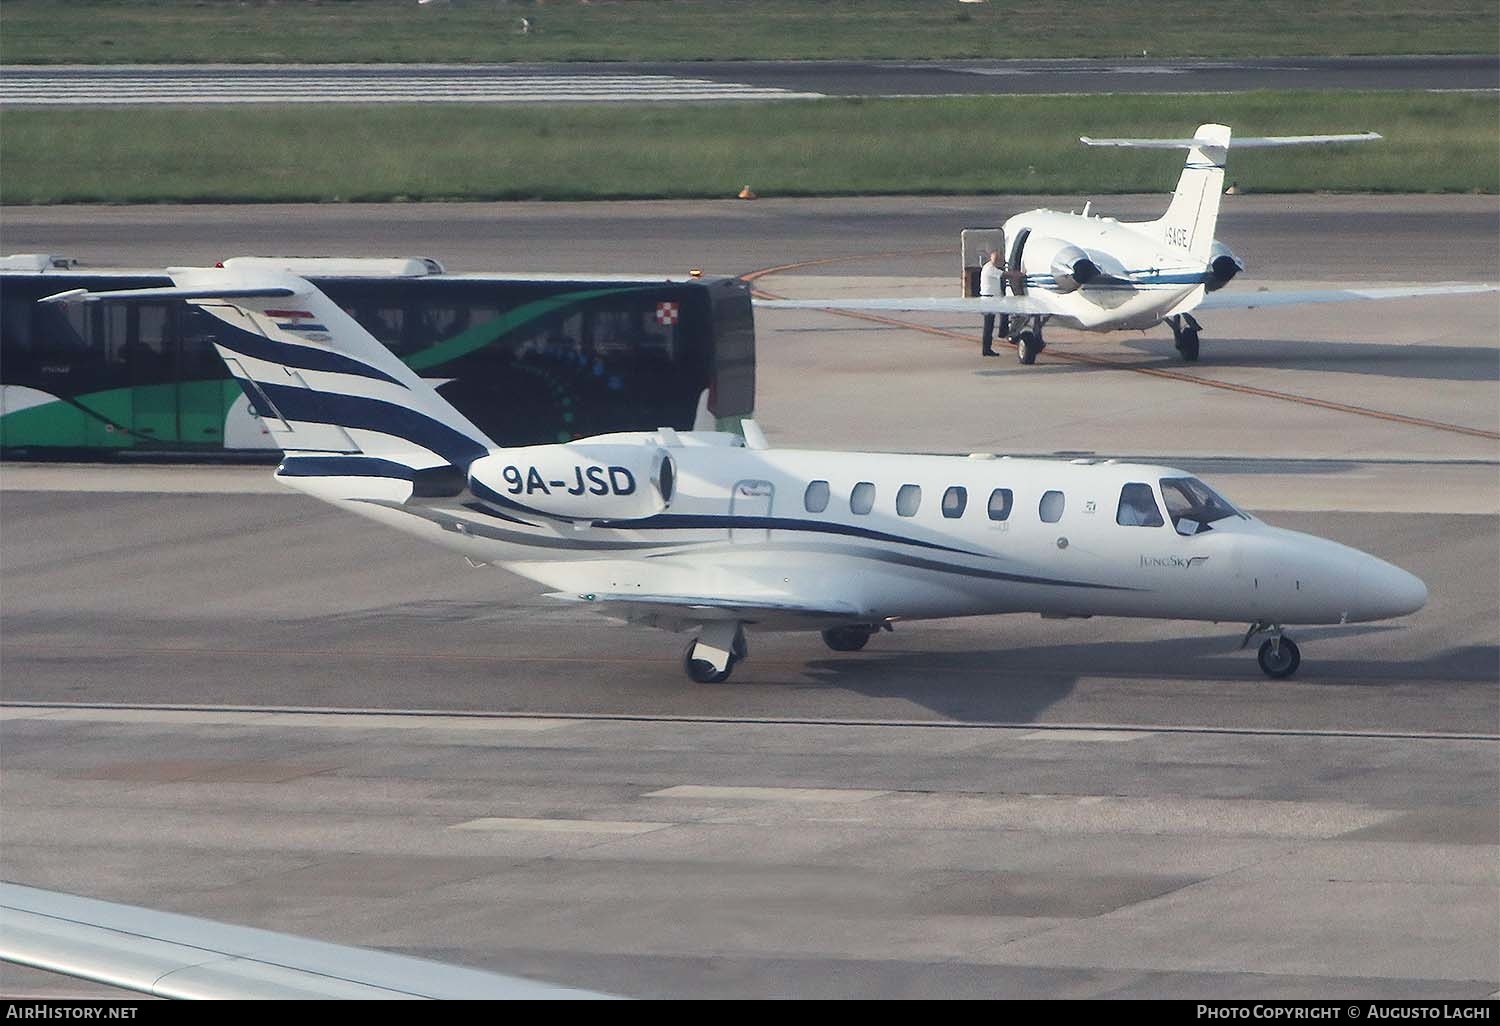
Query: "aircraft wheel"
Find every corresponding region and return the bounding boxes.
[1016,331,1040,365]
[822,626,872,652]
[1175,328,1200,362]
[683,640,734,684]
[1257,637,1300,679]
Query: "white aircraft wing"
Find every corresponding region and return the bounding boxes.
[1196,282,1497,311]
[548,591,865,629]
[1080,131,1381,149]
[753,295,1052,314]
[0,882,614,1000]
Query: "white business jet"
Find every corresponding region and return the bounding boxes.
[755,124,1495,363]
[47,262,1428,682]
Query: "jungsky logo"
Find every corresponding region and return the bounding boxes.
[1139,555,1211,569]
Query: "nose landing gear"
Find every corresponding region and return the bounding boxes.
[1013,315,1047,365]
[1241,621,1301,679]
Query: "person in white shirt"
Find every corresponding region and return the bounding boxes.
[979,250,1006,357]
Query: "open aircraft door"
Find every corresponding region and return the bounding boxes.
[961,228,1006,297]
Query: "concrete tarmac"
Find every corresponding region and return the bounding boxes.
[1,196,1496,998]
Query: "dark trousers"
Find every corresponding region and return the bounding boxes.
[982,312,1009,352]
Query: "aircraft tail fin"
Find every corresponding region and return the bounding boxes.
[1080,125,1382,261]
[43,262,496,475]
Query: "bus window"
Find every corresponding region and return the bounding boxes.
[804,480,830,513]
[135,304,172,373]
[896,484,921,517]
[1039,490,1065,523]
[346,305,407,352]
[1116,482,1165,527]
[415,305,465,348]
[850,481,875,515]
[987,488,1013,521]
[942,486,967,519]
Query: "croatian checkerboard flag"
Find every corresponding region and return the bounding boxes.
[654,301,679,326]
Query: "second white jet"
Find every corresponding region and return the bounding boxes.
[756,123,1495,363]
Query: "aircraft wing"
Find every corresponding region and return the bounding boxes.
[1080,131,1381,149]
[0,882,613,1000]
[547,591,864,629]
[1196,282,1497,311]
[753,295,1052,314]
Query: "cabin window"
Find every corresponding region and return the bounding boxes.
[804,480,830,513]
[1039,490,1065,523]
[1116,482,1165,527]
[942,486,967,519]
[896,484,921,517]
[987,488,1013,521]
[850,481,875,515]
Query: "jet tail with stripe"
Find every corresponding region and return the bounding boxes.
[45,262,497,480]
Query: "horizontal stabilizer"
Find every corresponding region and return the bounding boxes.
[1197,282,1497,311]
[1080,131,1380,149]
[755,295,1049,315]
[41,285,295,304]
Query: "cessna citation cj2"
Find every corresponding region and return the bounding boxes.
[47,263,1428,682]
[756,123,1496,363]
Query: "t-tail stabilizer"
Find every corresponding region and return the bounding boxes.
[43,261,498,484]
[1080,125,1381,260]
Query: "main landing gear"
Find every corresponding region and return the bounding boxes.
[683,621,749,683]
[821,624,877,652]
[1241,622,1301,679]
[1166,313,1201,362]
[681,622,890,682]
[1013,314,1047,365]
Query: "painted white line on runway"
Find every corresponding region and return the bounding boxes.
[451,817,673,834]
[1017,729,1156,742]
[1,72,825,106]
[0,707,578,732]
[645,785,889,803]
[6,703,1495,743]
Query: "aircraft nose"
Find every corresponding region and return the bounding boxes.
[1357,557,1428,621]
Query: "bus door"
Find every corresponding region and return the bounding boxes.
[128,303,178,446]
[84,303,136,449]
[175,305,229,447]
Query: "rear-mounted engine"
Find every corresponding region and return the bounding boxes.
[467,443,676,522]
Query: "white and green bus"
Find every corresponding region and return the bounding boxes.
[1,255,755,456]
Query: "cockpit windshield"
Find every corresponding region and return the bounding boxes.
[1158,477,1245,535]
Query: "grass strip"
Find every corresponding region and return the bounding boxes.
[3,92,1495,205]
[3,0,1497,64]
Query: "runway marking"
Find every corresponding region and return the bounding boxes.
[1,69,824,106]
[744,258,1500,443]
[451,817,672,834]
[7,702,1494,743]
[645,784,889,803]
[0,706,576,732]
[1017,729,1155,742]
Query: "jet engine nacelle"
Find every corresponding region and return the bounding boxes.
[1048,244,1106,294]
[468,443,676,521]
[1206,241,1245,292]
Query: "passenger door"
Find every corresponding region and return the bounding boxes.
[729,479,773,543]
